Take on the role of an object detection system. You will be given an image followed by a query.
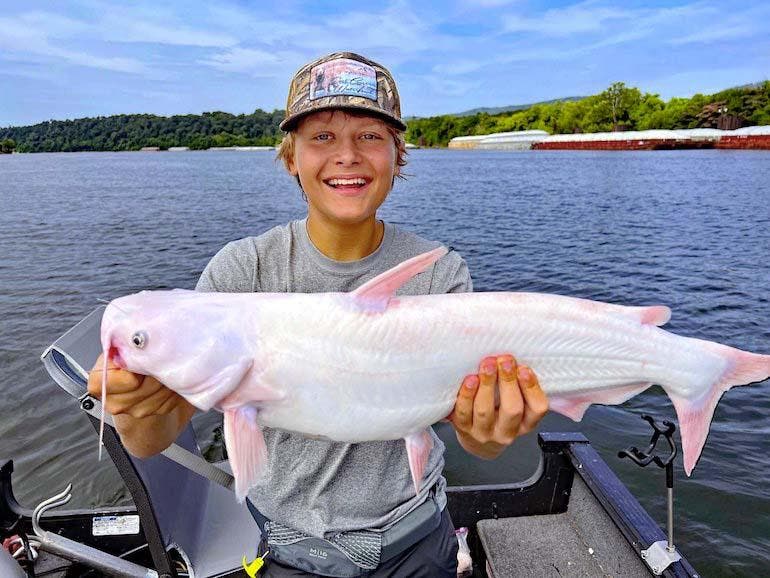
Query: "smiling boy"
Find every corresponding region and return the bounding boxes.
[89,52,548,577]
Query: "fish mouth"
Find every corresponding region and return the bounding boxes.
[108,344,125,369]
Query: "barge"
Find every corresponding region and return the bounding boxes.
[448,126,770,151]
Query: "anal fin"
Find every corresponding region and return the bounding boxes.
[224,407,268,502]
[404,429,434,495]
[550,383,652,421]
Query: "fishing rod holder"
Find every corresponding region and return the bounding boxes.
[618,414,682,575]
[32,484,158,578]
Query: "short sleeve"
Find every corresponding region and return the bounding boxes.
[430,250,473,295]
[195,239,260,293]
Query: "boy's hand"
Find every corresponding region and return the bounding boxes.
[448,355,548,459]
[87,355,196,458]
[87,354,186,419]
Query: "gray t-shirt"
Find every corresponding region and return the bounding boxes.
[196,219,472,538]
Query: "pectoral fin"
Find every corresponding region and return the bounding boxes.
[224,407,268,502]
[404,429,434,495]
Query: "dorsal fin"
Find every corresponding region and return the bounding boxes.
[622,305,671,326]
[350,246,448,311]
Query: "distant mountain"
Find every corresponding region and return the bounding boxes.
[453,97,586,117]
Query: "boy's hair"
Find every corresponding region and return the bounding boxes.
[276,111,408,191]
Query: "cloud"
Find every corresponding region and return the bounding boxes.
[198,2,451,78]
[0,13,147,73]
[433,59,487,76]
[669,3,770,45]
[104,18,237,48]
[462,0,519,6]
[199,48,303,76]
[323,4,437,52]
[501,1,631,36]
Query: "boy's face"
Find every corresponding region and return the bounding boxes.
[288,110,399,227]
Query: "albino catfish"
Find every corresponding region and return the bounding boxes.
[99,247,770,501]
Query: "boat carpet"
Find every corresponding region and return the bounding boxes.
[478,475,651,577]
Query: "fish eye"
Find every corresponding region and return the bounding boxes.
[131,331,148,349]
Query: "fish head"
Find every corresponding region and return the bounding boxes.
[101,290,254,410]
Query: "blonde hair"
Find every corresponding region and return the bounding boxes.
[276,112,408,192]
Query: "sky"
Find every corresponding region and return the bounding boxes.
[1,0,768,127]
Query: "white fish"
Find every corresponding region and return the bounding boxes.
[100,247,770,501]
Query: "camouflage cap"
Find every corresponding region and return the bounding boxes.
[280,52,406,132]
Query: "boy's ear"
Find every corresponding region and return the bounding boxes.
[286,155,298,176]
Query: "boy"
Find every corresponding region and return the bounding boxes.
[89,52,548,576]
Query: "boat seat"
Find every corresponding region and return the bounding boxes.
[41,307,259,577]
[477,475,651,577]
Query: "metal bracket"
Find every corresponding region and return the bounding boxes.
[32,485,159,577]
[641,540,682,575]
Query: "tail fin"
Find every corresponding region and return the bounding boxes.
[670,343,770,476]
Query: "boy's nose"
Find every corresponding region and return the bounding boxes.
[334,137,361,165]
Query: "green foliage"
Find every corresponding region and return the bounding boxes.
[0,110,284,153]
[0,138,15,153]
[405,81,770,146]
[2,81,769,152]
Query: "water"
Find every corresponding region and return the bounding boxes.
[1,149,768,575]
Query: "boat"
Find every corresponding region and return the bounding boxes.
[0,309,700,577]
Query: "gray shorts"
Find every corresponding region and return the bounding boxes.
[257,508,459,577]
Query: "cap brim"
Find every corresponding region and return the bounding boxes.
[280,105,407,132]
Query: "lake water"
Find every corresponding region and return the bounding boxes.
[1,149,768,576]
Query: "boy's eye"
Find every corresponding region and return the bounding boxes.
[315,133,332,141]
[361,133,383,141]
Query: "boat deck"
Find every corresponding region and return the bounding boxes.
[479,476,649,577]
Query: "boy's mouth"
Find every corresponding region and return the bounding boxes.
[323,177,370,192]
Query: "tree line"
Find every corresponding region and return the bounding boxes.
[0,110,284,153]
[406,81,770,147]
[1,81,769,153]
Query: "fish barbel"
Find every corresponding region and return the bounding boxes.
[100,247,770,501]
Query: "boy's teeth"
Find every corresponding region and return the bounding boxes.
[327,178,366,186]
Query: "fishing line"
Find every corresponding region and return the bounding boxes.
[97,298,130,316]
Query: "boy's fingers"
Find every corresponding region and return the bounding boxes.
[87,367,143,398]
[451,375,478,431]
[102,376,166,416]
[496,356,524,440]
[473,358,497,434]
[129,387,179,419]
[517,365,549,434]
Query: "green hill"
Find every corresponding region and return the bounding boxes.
[453,97,585,117]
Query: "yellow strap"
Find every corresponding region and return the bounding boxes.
[242,550,270,577]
